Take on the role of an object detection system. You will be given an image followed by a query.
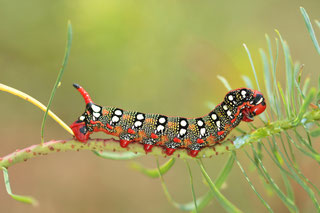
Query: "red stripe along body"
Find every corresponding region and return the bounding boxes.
[70,84,266,157]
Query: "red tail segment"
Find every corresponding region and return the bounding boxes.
[73,83,93,104]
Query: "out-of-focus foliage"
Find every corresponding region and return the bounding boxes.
[1,1,320,213]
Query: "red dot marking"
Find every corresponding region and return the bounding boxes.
[226,146,229,150]
[26,149,31,153]
[49,146,54,151]
[120,139,130,148]
[218,131,224,136]
[166,148,176,156]
[144,144,153,152]
[197,138,204,144]
[190,150,199,157]
[106,124,113,129]
[127,128,135,134]
[71,145,75,149]
[151,133,158,139]
[173,137,181,143]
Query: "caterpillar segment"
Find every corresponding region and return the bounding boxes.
[70,84,266,157]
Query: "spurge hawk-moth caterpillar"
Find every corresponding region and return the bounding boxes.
[70,84,266,157]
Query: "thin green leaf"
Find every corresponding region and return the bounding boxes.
[277,82,289,117]
[241,75,254,89]
[243,43,261,91]
[250,144,298,212]
[316,20,320,29]
[233,152,273,212]
[265,34,281,118]
[294,88,316,125]
[184,160,198,212]
[217,75,232,91]
[302,77,311,96]
[197,159,242,213]
[282,133,320,196]
[193,153,235,212]
[300,7,320,54]
[154,155,235,212]
[130,158,175,178]
[260,48,274,119]
[2,167,38,206]
[275,30,294,117]
[156,159,197,211]
[293,63,305,102]
[41,22,72,144]
[92,150,143,160]
[271,142,320,211]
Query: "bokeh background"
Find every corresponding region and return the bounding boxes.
[1,0,320,212]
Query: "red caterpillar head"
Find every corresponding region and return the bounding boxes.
[70,84,94,142]
[224,88,266,122]
[241,89,266,122]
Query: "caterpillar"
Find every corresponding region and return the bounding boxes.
[70,84,266,157]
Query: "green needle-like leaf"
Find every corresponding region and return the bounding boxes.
[243,43,261,91]
[197,159,242,213]
[300,7,320,55]
[184,160,198,212]
[93,150,143,160]
[233,152,273,213]
[130,158,175,178]
[192,153,235,212]
[2,167,38,206]
[217,75,232,91]
[250,145,298,212]
[41,22,72,144]
[294,88,316,125]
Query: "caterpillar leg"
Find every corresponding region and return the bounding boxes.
[119,132,136,148]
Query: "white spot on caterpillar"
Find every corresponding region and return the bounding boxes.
[200,128,206,136]
[134,121,142,127]
[157,125,164,132]
[91,105,101,112]
[223,105,228,110]
[197,120,204,126]
[79,116,85,121]
[241,90,247,96]
[228,95,234,101]
[211,113,217,120]
[136,114,144,120]
[180,119,187,127]
[227,111,232,116]
[179,128,187,136]
[114,110,122,116]
[112,116,119,123]
[159,117,166,124]
[93,112,100,118]
[216,121,221,128]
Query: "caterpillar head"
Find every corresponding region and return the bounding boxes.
[70,84,94,142]
[224,88,266,122]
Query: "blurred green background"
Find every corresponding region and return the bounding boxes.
[1,0,320,212]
